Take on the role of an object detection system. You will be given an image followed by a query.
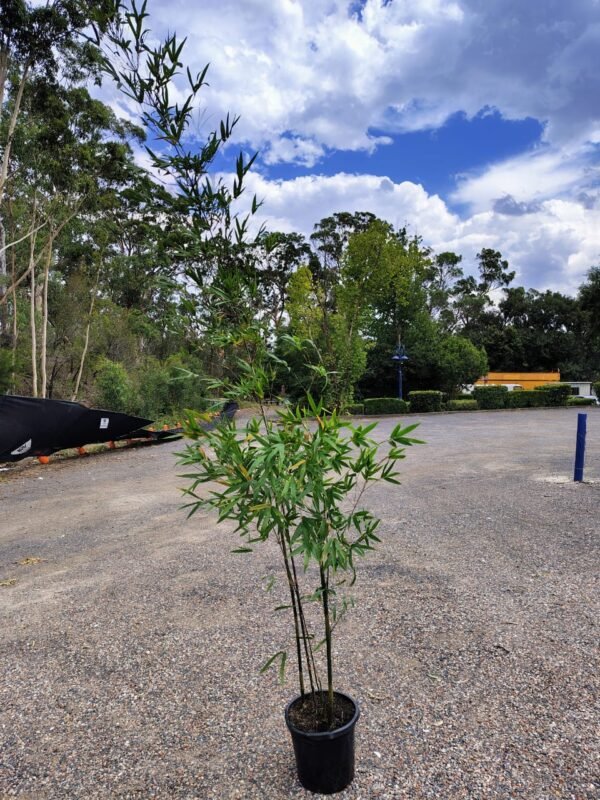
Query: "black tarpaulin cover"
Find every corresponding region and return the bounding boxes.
[0,395,152,462]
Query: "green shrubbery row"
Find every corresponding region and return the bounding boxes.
[345,383,596,415]
[472,383,573,409]
[407,391,443,413]
[447,398,478,411]
[506,390,547,408]
[567,396,597,407]
[94,356,208,420]
[364,398,410,415]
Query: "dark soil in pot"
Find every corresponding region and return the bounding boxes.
[288,691,355,732]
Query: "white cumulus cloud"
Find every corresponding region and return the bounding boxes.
[238,170,600,295]
[99,0,600,293]
[133,0,600,159]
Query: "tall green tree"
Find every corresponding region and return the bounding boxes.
[254,232,315,330]
[3,79,143,397]
[0,1,116,346]
[424,251,463,330]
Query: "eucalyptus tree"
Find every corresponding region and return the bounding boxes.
[423,251,464,329]
[0,0,117,345]
[0,0,113,203]
[310,211,378,289]
[2,81,143,397]
[307,212,379,352]
[451,248,515,333]
[253,231,316,331]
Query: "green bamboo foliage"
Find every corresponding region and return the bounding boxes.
[178,337,421,726]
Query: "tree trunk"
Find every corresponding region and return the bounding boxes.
[0,62,31,205]
[0,216,7,343]
[29,245,38,398]
[40,241,53,398]
[0,214,49,310]
[0,48,8,111]
[10,245,19,348]
[71,267,100,401]
[27,198,39,397]
[10,242,17,388]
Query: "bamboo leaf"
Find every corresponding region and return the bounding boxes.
[278,650,287,684]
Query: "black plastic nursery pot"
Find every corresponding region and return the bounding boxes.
[285,691,360,795]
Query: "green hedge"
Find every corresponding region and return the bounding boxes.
[592,381,600,400]
[506,390,547,408]
[472,385,508,409]
[407,391,443,413]
[345,403,365,415]
[363,397,410,415]
[534,383,572,406]
[447,399,478,411]
[567,396,596,407]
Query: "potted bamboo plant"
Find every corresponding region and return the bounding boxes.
[98,10,421,790]
[178,332,420,794]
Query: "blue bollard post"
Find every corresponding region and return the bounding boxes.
[573,413,587,482]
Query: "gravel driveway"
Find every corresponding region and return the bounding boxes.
[1,408,599,799]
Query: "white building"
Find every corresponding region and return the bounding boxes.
[568,381,597,397]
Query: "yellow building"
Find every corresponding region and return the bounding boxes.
[475,372,561,390]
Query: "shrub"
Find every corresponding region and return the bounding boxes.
[534,383,572,407]
[407,391,443,413]
[593,381,600,400]
[162,354,207,410]
[135,358,172,419]
[135,355,209,419]
[567,396,596,407]
[472,385,508,409]
[363,397,410,415]
[506,390,548,408]
[344,403,365,415]
[94,358,134,412]
[447,399,478,411]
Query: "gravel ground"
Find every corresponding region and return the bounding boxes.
[0,408,599,799]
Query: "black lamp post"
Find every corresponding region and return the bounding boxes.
[391,345,409,400]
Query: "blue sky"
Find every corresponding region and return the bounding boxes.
[263,112,544,202]
[106,0,600,294]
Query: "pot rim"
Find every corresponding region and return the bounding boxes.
[284,690,360,741]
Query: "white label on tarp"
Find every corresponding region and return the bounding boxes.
[11,439,32,455]
[100,418,109,429]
